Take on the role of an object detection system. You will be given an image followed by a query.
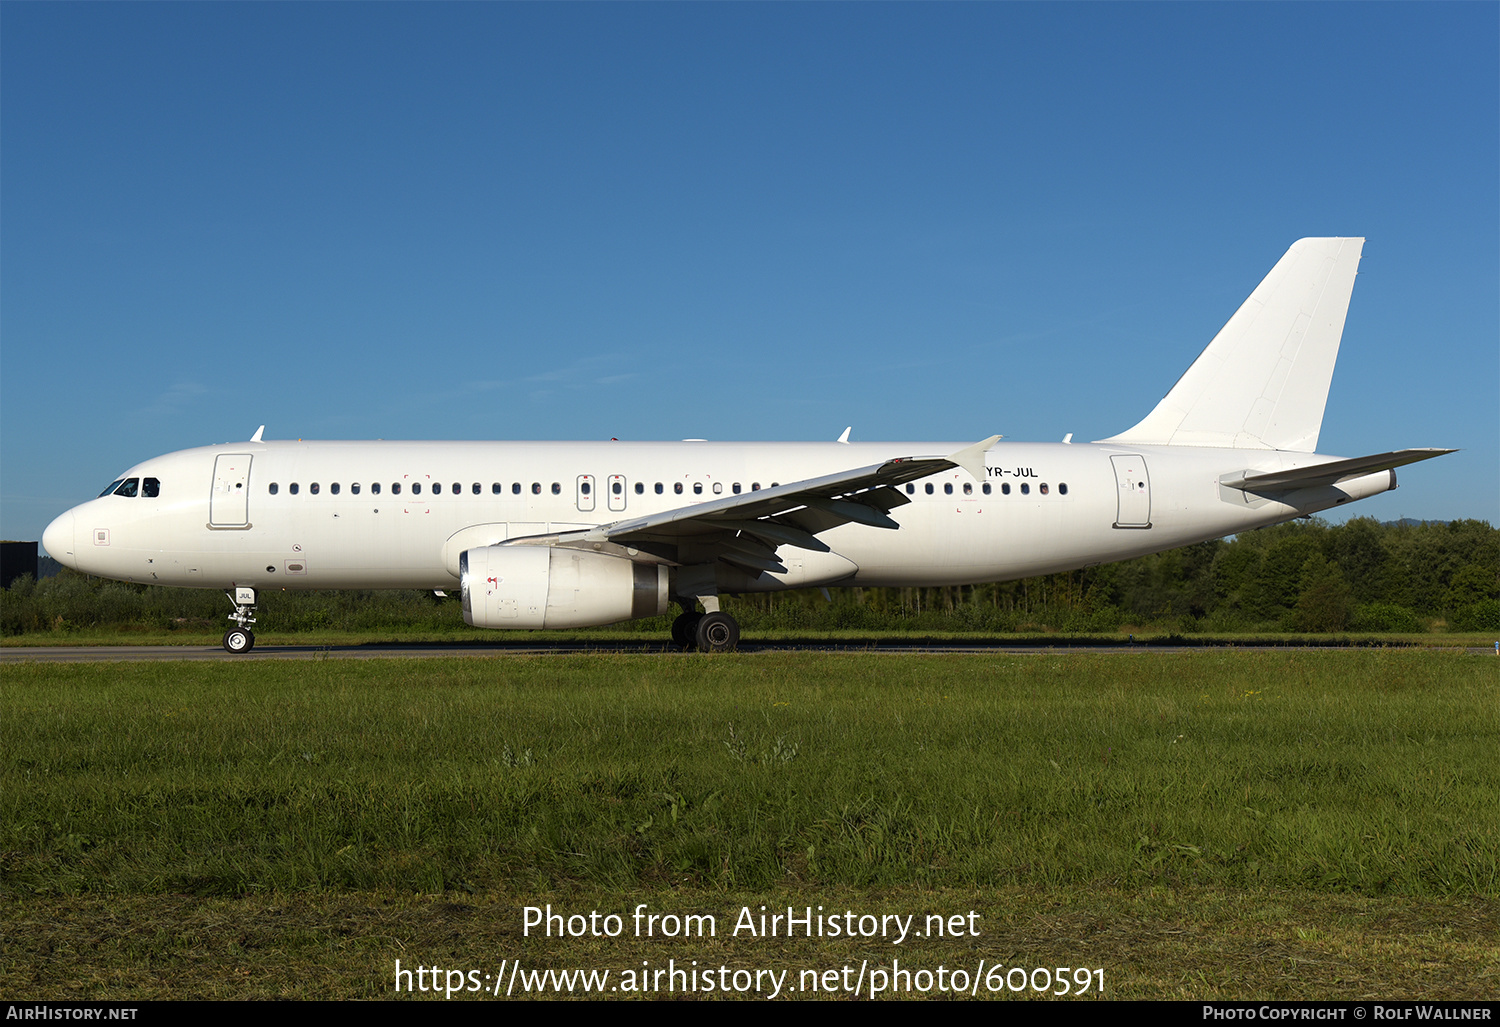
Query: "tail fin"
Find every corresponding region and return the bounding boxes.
[1100,237,1364,452]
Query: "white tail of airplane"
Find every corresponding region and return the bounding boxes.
[1101,237,1363,452]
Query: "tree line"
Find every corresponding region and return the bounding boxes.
[3,517,1495,636]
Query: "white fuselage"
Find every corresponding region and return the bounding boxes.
[43,437,1393,595]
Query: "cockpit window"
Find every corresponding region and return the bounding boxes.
[113,478,141,498]
[143,478,161,498]
[99,479,125,498]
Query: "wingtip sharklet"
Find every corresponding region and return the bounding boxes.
[948,435,1001,481]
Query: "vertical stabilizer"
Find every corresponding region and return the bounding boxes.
[1099,237,1364,452]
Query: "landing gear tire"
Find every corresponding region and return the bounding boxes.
[695,611,739,653]
[223,627,255,654]
[671,612,703,650]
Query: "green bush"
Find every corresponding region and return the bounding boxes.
[1352,602,1426,633]
[1452,599,1500,632]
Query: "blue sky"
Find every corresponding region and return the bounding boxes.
[3,3,1496,548]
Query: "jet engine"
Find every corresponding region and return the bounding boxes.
[460,545,669,630]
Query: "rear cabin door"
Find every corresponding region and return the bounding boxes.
[1110,454,1152,529]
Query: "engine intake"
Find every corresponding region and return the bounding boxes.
[460,545,668,630]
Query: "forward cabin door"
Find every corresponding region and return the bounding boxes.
[210,454,252,527]
[1110,454,1152,529]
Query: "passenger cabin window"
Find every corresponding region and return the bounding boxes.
[532,483,541,495]
[733,483,741,494]
[713,482,723,494]
[492,483,502,494]
[906,484,915,495]
[962,483,972,495]
[412,483,421,495]
[1059,483,1068,495]
[551,483,561,495]
[635,482,644,494]
[392,483,401,495]
[924,483,934,495]
[311,483,320,495]
[1020,483,1030,495]
[331,483,340,495]
[674,483,684,494]
[944,483,953,495]
[352,483,361,495]
[513,483,522,494]
[982,483,991,495]
[269,483,279,495]
[693,483,702,495]
[290,483,299,495]
[1002,483,1011,495]
[371,483,381,494]
[612,481,623,496]
[1040,483,1049,495]
[655,483,663,494]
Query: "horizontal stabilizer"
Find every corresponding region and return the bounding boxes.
[1221,448,1455,491]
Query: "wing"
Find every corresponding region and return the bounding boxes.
[502,435,999,574]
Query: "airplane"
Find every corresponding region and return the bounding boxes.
[42,238,1453,654]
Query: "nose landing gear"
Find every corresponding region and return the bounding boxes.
[223,625,254,654]
[223,587,257,654]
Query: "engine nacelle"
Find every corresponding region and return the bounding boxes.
[460,545,669,630]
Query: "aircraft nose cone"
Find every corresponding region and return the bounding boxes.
[42,510,76,568]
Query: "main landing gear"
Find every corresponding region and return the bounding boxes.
[223,587,257,654]
[695,611,739,652]
[670,601,740,653]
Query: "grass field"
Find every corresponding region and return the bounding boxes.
[2,651,1496,1000]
